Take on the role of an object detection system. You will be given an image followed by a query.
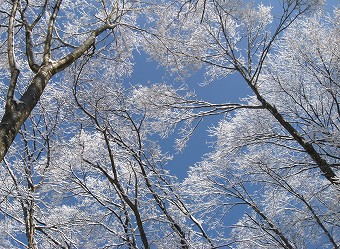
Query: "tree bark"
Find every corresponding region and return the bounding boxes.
[0,64,53,162]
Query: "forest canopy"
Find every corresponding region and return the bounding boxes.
[0,0,339,248]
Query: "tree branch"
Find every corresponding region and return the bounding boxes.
[43,0,62,64]
[6,0,20,107]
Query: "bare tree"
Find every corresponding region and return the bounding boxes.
[0,0,338,248]
[141,0,339,247]
[145,0,339,185]
[0,0,144,162]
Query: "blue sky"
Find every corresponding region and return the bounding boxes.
[129,51,252,180]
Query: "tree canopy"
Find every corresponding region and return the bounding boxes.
[0,0,338,248]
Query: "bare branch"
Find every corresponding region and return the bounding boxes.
[43,0,63,64]
[6,0,20,106]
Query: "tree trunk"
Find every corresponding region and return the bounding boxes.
[0,64,53,162]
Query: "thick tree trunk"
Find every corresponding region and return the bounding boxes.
[0,64,53,162]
